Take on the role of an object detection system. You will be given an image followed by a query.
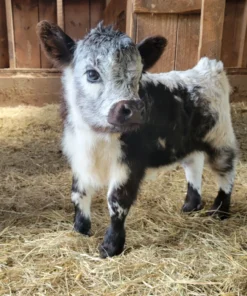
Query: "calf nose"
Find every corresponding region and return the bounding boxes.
[108,100,145,126]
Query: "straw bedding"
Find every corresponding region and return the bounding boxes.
[0,103,247,296]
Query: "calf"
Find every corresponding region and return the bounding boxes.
[37,21,238,258]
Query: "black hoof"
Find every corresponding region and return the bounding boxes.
[208,190,231,220]
[99,227,125,258]
[74,216,91,236]
[182,201,204,213]
[207,205,230,220]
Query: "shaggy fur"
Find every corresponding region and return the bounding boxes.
[37,21,238,258]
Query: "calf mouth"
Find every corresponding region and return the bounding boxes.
[91,122,142,134]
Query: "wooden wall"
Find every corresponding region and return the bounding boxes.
[221,0,247,68]
[0,0,9,68]
[0,0,105,69]
[1,0,246,70]
[0,0,246,105]
[104,0,247,72]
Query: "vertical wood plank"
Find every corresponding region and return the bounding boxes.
[56,0,64,30]
[104,0,127,32]
[221,0,247,68]
[175,14,200,70]
[221,0,238,67]
[64,0,90,40]
[136,13,178,72]
[13,0,40,68]
[126,0,135,37]
[5,0,15,68]
[39,0,56,68]
[90,0,105,29]
[198,0,225,59]
[0,0,9,68]
[237,0,247,67]
[242,27,247,68]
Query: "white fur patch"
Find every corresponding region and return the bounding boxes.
[174,95,183,103]
[182,152,204,194]
[108,201,128,219]
[62,67,129,191]
[217,170,235,194]
[158,137,166,149]
[71,192,91,218]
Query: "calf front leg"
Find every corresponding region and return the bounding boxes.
[71,176,94,235]
[99,175,142,258]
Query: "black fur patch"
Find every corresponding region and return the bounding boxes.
[100,170,145,257]
[182,183,203,212]
[37,21,75,67]
[74,205,91,235]
[137,36,168,71]
[99,225,125,258]
[209,189,232,219]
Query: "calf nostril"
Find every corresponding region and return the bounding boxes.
[122,104,132,118]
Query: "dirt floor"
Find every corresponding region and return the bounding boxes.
[0,103,247,296]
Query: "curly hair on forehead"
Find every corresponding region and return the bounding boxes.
[82,21,134,50]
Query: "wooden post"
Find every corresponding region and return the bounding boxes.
[198,0,226,59]
[126,0,136,39]
[56,0,64,30]
[237,0,247,67]
[5,0,16,68]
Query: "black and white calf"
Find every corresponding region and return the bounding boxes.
[37,21,238,258]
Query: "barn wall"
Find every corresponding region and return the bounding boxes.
[0,0,105,69]
[0,0,9,68]
[104,0,247,72]
[0,0,246,106]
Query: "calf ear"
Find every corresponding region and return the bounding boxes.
[36,20,75,68]
[137,36,167,71]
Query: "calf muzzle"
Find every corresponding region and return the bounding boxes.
[108,100,145,127]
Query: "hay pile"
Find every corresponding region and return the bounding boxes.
[0,103,247,295]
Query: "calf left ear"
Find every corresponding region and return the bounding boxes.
[137,36,167,71]
[37,20,75,68]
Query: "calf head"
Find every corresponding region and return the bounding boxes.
[37,21,167,132]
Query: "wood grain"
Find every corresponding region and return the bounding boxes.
[39,0,56,68]
[56,0,64,30]
[13,0,40,68]
[221,0,247,68]
[104,0,127,30]
[134,0,201,14]
[64,0,90,40]
[175,14,200,70]
[237,0,247,67]
[90,0,105,29]
[5,0,15,68]
[0,0,9,68]
[126,0,136,37]
[136,13,178,72]
[198,0,226,59]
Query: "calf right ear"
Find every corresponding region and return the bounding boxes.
[36,21,75,68]
[137,36,167,71]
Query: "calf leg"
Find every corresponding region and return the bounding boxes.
[181,152,204,212]
[99,174,143,258]
[208,147,237,219]
[71,176,94,235]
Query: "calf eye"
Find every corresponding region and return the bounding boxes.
[86,70,101,83]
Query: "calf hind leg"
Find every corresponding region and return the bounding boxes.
[181,152,204,212]
[208,147,237,219]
